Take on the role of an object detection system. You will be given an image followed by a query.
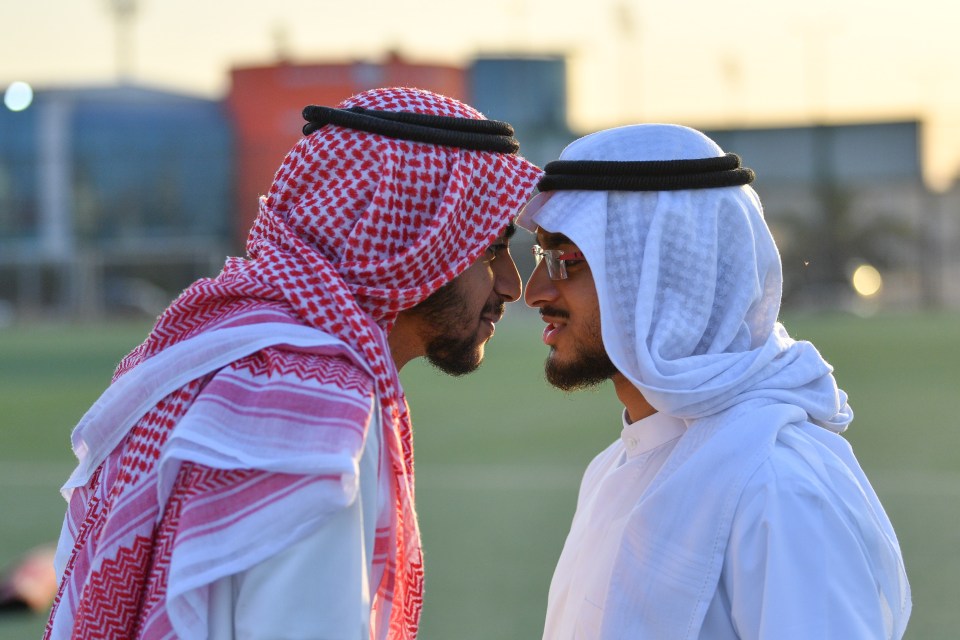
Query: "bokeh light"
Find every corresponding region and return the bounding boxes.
[4,81,34,111]
[851,264,883,297]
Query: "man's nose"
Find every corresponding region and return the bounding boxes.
[524,258,557,308]
[494,251,523,302]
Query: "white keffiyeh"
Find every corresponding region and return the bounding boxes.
[519,124,910,639]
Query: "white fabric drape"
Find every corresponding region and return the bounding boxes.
[52,323,383,639]
[520,124,910,639]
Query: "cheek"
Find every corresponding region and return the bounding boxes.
[582,280,603,318]
[571,291,604,340]
[450,278,491,331]
[460,265,496,303]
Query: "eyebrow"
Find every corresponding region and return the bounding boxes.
[537,231,574,249]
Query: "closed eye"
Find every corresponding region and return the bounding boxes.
[484,242,509,260]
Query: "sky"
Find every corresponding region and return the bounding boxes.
[3,0,960,188]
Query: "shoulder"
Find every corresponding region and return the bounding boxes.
[231,348,375,397]
[737,439,828,520]
[200,347,377,428]
[719,426,906,638]
[582,439,625,481]
[732,425,869,540]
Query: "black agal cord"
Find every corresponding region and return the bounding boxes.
[302,105,520,154]
[537,153,755,191]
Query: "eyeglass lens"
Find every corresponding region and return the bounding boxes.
[532,246,566,280]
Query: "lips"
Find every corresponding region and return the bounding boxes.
[480,300,505,325]
[476,314,497,338]
[539,310,568,346]
[477,303,504,340]
[542,322,562,345]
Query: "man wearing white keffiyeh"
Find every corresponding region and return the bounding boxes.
[519,124,911,639]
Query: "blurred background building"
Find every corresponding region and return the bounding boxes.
[227,52,469,243]
[1,53,957,318]
[0,85,232,318]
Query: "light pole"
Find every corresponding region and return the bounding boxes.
[107,0,140,81]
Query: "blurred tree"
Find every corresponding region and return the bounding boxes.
[773,184,915,307]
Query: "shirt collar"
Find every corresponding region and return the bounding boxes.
[620,410,686,458]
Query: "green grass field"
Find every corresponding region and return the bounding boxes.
[1,311,957,638]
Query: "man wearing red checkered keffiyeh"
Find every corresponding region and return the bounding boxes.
[45,87,542,640]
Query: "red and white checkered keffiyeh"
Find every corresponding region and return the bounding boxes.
[45,87,542,639]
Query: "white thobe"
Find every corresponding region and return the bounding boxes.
[544,411,895,639]
[207,411,388,640]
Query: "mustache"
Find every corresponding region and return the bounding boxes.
[483,300,506,317]
[540,305,570,320]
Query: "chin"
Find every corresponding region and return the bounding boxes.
[424,339,485,377]
[546,348,573,369]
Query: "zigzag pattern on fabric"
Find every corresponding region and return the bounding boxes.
[133,464,268,637]
[46,377,207,640]
[230,349,374,393]
[73,535,155,639]
[44,467,107,639]
[46,334,377,639]
[113,282,279,380]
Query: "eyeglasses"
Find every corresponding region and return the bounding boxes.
[532,245,586,280]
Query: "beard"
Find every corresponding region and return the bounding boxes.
[543,307,618,391]
[413,279,502,377]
